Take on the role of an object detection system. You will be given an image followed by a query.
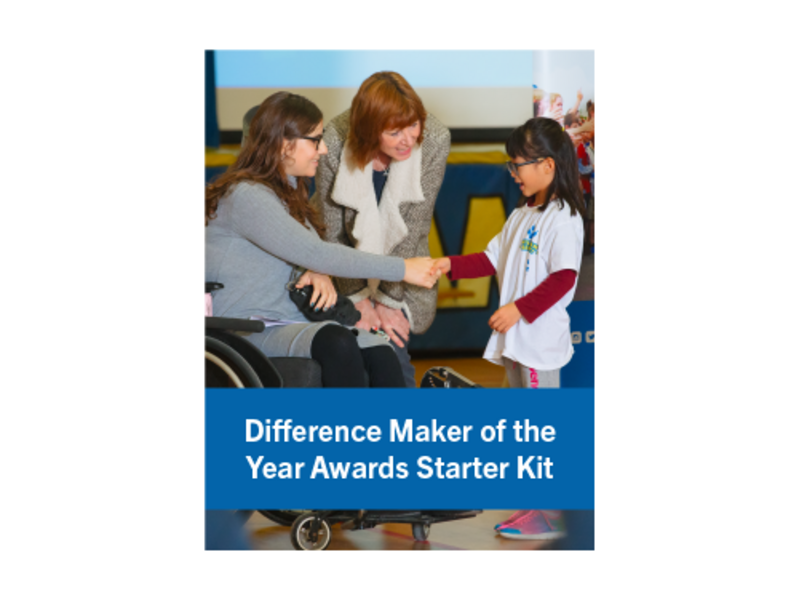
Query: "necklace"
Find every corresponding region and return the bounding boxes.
[373,155,391,177]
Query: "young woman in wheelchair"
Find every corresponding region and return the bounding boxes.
[205,92,439,387]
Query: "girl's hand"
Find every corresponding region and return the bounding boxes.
[403,257,438,288]
[296,271,337,312]
[375,302,410,348]
[488,302,522,334]
[432,257,451,276]
[354,298,381,331]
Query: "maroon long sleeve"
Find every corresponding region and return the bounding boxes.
[447,253,496,280]
[447,253,576,324]
[514,269,577,323]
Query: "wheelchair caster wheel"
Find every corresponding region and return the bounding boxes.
[291,512,332,550]
[411,522,430,541]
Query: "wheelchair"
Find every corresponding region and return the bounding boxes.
[249,509,483,551]
[205,282,483,549]
[206,282,481,390]
[205,282,323,388]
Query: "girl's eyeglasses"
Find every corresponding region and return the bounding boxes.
[506,157,546,177]
[298,131,325,150]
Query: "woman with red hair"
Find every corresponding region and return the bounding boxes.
[312,72,451,387]
[206,92,439,388]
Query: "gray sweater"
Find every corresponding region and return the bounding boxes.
[205,180,406,322]
[311,109,450,333]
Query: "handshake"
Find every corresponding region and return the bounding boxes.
[402,257,452,288]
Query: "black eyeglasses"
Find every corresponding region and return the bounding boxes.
[298,130,325,150]
[506,157,547,177]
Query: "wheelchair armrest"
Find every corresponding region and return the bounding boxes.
[205,316,266,334]
[205,281,265,334]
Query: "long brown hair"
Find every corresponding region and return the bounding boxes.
[206,92,326,235]
[347,72,427,170]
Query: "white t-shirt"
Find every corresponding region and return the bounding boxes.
[483,200,584,371]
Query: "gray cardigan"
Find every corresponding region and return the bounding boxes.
[311,109,450,333]
[206,180,405,322]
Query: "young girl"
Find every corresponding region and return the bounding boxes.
[433,117,585,539]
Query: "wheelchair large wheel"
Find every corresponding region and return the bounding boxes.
[290,512,332,551]
[205,336,263,388]
[205,329,283,388]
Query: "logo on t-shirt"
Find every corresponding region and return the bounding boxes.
[520,225,539,271]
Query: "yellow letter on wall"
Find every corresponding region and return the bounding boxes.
[430,196,507,309]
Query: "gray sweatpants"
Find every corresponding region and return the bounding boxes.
[502,358,560,389]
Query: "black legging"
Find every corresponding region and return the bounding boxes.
[310,325,406,388]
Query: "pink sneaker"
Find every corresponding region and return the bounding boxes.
[498,510,566,540]
[494,510,529,531]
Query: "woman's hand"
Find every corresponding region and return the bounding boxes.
[375,302,410,348]
[403,257,439,288]
[354,298,381,331]
[488,302,522,334]
[295,270,337,312]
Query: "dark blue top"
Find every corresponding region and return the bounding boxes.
[373,168,389,204]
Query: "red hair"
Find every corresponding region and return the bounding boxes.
[347,72,427,169]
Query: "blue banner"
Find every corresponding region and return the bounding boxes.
[206,389,594,510]
[562,300,595,388]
